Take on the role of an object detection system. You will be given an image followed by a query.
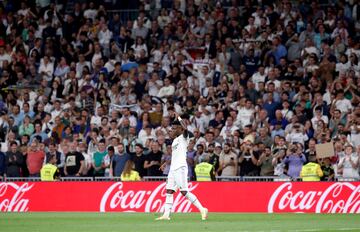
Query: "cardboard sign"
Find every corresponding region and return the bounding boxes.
[315,142,335,158]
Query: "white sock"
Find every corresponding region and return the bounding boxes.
[185,192,204,211]
[163,193,173,217]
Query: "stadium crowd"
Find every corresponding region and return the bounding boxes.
[0,0,359,181]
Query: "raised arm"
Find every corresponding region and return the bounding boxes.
[174,112,189,138]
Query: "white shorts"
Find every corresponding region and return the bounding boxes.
[166,166,189,191]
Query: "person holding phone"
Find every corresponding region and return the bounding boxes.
[217,143,238,177]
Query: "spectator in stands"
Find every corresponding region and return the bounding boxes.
[186,139,196,180]
[286,123,309,146]
[29,122,48,144]
[92,139,108,176]
[121,159,141,181]
[305,138,318,163]
[255,127,272,148]
[160,143,172,176]
[207,143,219,173]
[103,146,114,177]
[321,158,335,181]
[0,147,4,178]
[27,141,45,177]
[257,147,274,176]
[5,142,23,177]
[111,143,130,177]
[131,143,146,178]
[283,143,306,179]
[218,143,238,177]
[144,140,162,176]
[194,144,208,165]
[239,141,259,176]
[18,115,34,136]
[45,143,64,175]
[78,141,91,176]
[64,141,85,177]
[337,144,359,179]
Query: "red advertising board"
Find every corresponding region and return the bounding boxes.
[0,182,359,213]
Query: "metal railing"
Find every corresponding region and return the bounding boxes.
[142,176,168,181]
[242,176,276,182]
[5,177,41,182]
[94,177,122,181]
[336,177,359,182]
[216,176,242,182]
[60,177,94,181]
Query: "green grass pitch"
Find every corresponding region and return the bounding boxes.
[1,213,359,232]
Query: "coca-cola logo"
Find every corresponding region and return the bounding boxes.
[268,182,360,213]
[0,183,33,212]
[100,182,199,212]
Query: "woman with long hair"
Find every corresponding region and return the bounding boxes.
[121,159,141,181]
[131,36,148,59]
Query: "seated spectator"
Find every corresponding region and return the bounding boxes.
[30,122,48,144]
[270,110,288,130]
[286,123,309,146]
[18,115,34,136]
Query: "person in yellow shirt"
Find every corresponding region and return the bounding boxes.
[195,162,215,181]
[300,162,323,181]
[121,160,141,181]
[40,155,60,181]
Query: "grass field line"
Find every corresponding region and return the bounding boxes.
[289,229,359,232]
[226,229,360,232]
[1,213,359,232]
[291,229,358,232]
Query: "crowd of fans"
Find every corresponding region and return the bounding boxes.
[0,0,360,181]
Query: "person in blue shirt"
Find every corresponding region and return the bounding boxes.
[270,110,289,129]
[9,105,24,127]
[111,143,130,176]
[271,37,287,65]
[29,122,48,144]
[22,102,35,119]
[263,92,280,121]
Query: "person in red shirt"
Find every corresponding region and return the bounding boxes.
[26,141,45,177]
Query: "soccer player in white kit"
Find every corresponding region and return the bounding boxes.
[156,114,208,221]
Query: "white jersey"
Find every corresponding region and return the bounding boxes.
[170,134,189,171]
